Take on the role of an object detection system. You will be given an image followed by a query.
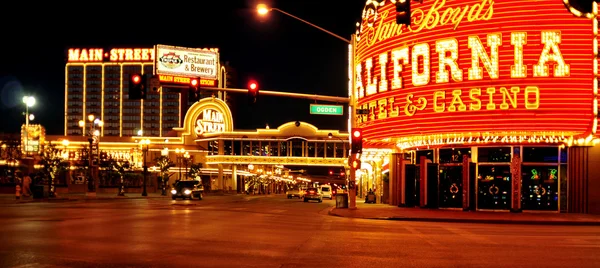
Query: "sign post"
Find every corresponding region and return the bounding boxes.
[309,104,344,115]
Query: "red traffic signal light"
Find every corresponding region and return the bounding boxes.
[131,74,141,84]
[351,128,363,154]
[329,170,333,175]
[191,78,199,87]
[247,80,259,104]
[249,82,258,91]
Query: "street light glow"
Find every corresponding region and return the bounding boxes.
[22,96,36,107]
[28,114,35,121]
[257,4,270,15]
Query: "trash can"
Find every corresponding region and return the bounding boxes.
[336,193,349,208]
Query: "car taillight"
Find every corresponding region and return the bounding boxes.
[309,191,315,194]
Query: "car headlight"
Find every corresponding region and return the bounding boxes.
[184,189,192,195]
[171,189,177,195]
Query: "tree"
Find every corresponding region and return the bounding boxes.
[40,144,69,197]
[187,163,203,180]
[155,155,175,195]
[108,159,130,196]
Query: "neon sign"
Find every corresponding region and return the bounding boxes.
[354,0,595,145]
[67,48,155,62]
[194,108,225,136]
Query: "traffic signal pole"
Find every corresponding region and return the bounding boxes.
[198,87,350,104]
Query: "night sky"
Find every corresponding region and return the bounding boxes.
[0,0,365,135]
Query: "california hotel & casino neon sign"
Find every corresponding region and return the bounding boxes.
[353,0,599,149]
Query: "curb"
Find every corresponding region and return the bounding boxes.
[327,208,600,226]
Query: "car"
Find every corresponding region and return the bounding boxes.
[286,187,304,199]
[303,187,322,202]
[320,185,333,199]
[171,180,204,200]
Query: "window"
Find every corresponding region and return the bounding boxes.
[439,148,471,163]
[478,147,511,162]
[307,142,315,157]
[522,147,559,163]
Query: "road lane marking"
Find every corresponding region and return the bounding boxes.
[404,226,442,247]
[446,227,499,245]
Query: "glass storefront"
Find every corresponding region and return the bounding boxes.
[521,166,558,210]
[439,166,462,208]
[477,165,511,210]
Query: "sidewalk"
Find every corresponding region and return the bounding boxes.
[329,202,600,226]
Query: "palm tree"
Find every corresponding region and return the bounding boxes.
[108,159,130,196]
[155,155,175,195]
[39,144,69,197]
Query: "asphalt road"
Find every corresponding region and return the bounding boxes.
[0,195,599,268]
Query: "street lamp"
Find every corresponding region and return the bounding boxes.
[79,114,103,195]
[140,139,151,196]
[22,96,36,155]
[175,148,185,181]
[257,4,357,208]
[183,151,190,180]
[256,4,351,44]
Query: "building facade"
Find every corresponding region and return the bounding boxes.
[65,48,180,137]
[352,0,600,214]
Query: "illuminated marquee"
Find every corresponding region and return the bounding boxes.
[194,108,225,136]
[158,75,216,87]
[354,0,596,145]
[67,48,155,62]
[155,44,219,81]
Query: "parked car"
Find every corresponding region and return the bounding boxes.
[286,187,304,199]
[320,185,333,199]
[171,180,204,200]
[303,187,323,203]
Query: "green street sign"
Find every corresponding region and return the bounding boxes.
[310,104,343,115]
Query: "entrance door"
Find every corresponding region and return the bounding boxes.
[521,166,559,211]
[477,165,512,210]
[427,163,439,208]
[404,164,419,207]
[439,165,463,208]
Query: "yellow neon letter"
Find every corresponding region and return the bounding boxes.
[436,38,463,83]
[511,32,527,78]
[379,52,388,92]
[391,47,410,89]
[365,58,377,96]
[412,43,431,86]
[469,88,481,111]
[534,31,570,77]
[448,89,467,112]
[525,86,540,109]
[499,87,520,110]
[433,91,446,112]
[468,33,501,80]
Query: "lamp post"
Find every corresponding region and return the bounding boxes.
[258,4,357,209]
[140,139,150,196]
[183,151,190,180]
[175,148,185,181]
[79,114,103,196]
[22,96,36,155]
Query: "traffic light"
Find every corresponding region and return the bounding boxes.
[189,78,200,102]
[128,73,147,100]
[248,80,259,104]
[396,0,411,26]
[351,128,363,154]
[329,170,334,176]
[351,158,362,170]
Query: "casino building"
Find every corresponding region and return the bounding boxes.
[352,0,600,214]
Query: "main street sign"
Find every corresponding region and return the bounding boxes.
[310,104,343,116]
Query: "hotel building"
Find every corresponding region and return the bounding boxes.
[65,47,180,137]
